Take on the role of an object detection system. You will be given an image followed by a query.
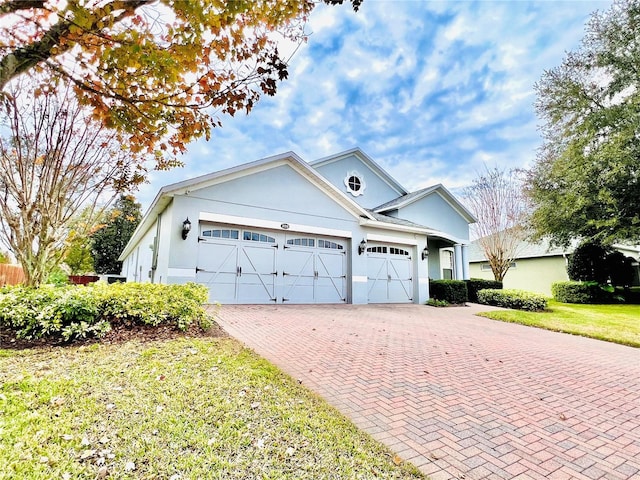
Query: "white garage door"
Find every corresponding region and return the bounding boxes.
[367,244,413,303]
[282,236,347,303]
[196,225,347,304]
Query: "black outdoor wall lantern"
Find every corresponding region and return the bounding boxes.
[181,218,192,240]
[421,246,429,260]
[358,238,367,255]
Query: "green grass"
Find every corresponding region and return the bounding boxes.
[0,336,425,480]
[478,300,640,347]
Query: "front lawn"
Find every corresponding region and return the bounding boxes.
[477,300,640,347]
[0,335,424,479]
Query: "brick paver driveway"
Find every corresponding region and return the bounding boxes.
[214,304,640,480]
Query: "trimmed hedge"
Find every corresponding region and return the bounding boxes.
[551,281,616,304]
[465,278,502,303]
[477,289,548,311]
[429,279,468,304]
[0,282,210,342]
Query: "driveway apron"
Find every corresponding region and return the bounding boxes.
[213,304,640,480]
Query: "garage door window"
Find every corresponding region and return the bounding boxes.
[367,246,387,254]
[318,239,344,250]
[243,231,276,243]
[287,237,315,247]
[202,228,239,239]
[390,247,409,256]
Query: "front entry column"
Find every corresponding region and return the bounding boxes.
[461,244,469,280]
[454,244,463,280]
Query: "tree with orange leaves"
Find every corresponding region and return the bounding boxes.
[0,0,361,162]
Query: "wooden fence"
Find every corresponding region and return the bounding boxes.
[0,264,25,287]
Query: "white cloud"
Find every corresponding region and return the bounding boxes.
[134,0,612,210]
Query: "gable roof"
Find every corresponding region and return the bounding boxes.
[120,151,376,260]
[310,147,408,197]
[373,184,477,224]
[362,210,468,244]
[466,237,570,263]
[468,236,640,263]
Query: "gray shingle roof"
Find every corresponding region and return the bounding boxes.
[373,186,439,211]
[366,210,431,229]
[466,237,571,263]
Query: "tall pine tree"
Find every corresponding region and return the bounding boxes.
[92,196,142,274]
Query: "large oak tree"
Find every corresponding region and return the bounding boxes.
[0,0,361,160]
[528,0,640,247]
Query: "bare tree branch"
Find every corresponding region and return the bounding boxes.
[463,167,529,282]
[0,77,149,285]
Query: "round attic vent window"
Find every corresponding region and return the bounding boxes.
[344,171,366,197]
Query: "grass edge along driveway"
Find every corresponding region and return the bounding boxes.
[478,300,640,348]
[0,336,425,480]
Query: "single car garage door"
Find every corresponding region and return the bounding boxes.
[366,244,413,303]
[196,225,347,304]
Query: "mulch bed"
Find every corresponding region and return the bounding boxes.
[0,321,228,351]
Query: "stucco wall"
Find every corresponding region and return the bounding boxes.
[469,255,569,296]
[398,193,470,241]
[121,221,156,283]
[313,154,402,209]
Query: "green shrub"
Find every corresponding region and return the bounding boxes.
[477,289,547,311]
[465,278,502,303]
[46,268,69,285]
[426,298,449,307]
[429,280,468,304]
[551,281,615,304]
[567,241,610,284]
[0,282,211,342]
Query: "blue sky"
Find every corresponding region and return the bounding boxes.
[138,0,611,211]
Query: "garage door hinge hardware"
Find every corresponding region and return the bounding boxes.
[272,271,278,276]
[271,298,277,302]
[283,244,289,249]
[197,236,204,242]
[283,298,289,302]
[341,275,346,278]
[196,267,203,273]
[282,271,288,276]
[236,266,242,276]
[272,244,278,248]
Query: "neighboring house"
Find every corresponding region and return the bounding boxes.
[118,148,476,304]
[468,238,640,296]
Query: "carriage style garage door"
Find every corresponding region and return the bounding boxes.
[366,244,413,303]
[195,224,347,304]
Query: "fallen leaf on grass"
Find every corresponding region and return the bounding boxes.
[124,461,136,471]
[285,447,295,456]
[80,449,97,460]
[392,454,402,466]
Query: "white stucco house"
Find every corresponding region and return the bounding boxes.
[118,148,476,304]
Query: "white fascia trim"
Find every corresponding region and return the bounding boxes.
[167,268,196,277]
[360,218,430,235]
[199,212,353,238]
[366,233,419,246]
[361,218,469,245]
